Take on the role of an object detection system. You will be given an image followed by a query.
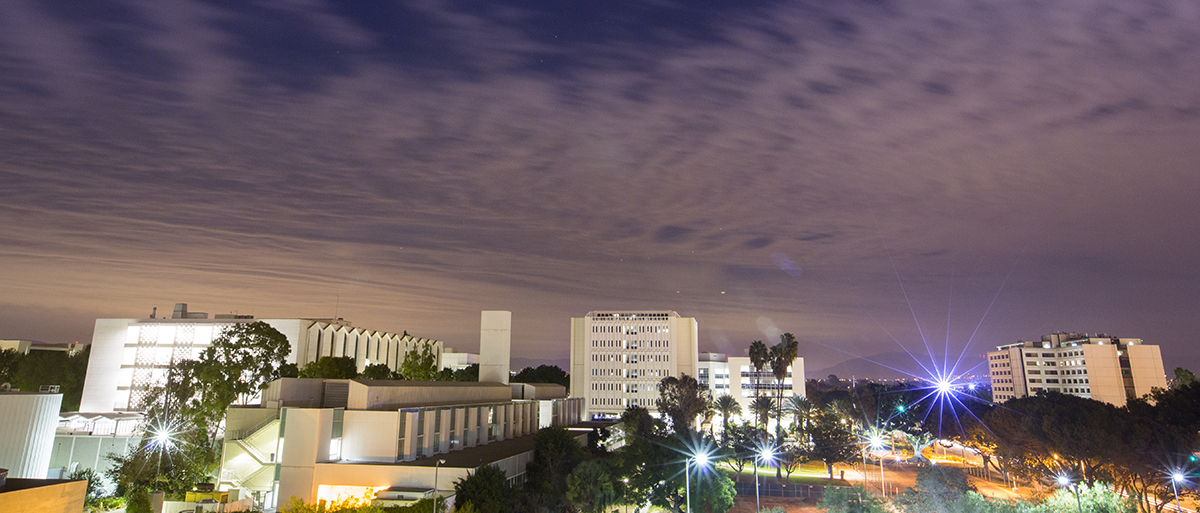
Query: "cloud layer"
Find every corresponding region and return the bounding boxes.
[2,0,1199,375]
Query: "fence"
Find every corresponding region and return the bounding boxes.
[733,481,826,499]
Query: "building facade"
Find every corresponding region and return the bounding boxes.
[988,332,1168,406]
[80,303,442,413]
[569,311,698,420]
[0,391,62,479]
[219,378,583,509]
[697,353,806,426]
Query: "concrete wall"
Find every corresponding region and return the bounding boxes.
[348,381,512,410]
[1082,345,1125,406]
[47,434,139,483]
[479,311,512,384]
[0,393,62,478]
[1127,344,1168,399]
[0,479,86,513]
[342,410,400,462]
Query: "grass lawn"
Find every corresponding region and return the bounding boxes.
[723,461,851,487]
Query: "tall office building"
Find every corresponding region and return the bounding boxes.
[988,332,1167,407]
[569,311,698,420]
[80,303,442,413]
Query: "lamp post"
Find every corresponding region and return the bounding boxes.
[1057,475,1083,513]
[869,434,885,496]
[1171,472,1184,512]
[756,446,775,513]
[433,459,446,513]
[687,452,711,512]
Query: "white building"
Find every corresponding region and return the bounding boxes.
[569,311,698,420]
[220,378,583,509]
[0,340,81,356]
[0,391,62,478]
[80,303,442,413]
[698,353,806,426]
[988,332,1168,406]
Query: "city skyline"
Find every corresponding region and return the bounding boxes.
[2,1,1199,377]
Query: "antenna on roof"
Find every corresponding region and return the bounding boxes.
[334,295,340,320]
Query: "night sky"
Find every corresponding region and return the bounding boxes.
[2,0,1199,378]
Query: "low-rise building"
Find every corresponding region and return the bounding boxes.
[988,332,1168,406]
[698,353,806,427]
[219,377,583,509]
[81,303,442,412]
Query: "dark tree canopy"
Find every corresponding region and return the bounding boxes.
[656,373,710,433]
[512,364,570,391]
[298,356,358,379]
[453,465,511,513]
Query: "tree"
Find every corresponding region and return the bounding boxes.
[512,365,570,391]
[1171,367,1198,390]
[782,395,811,436]
[720,423,760,476]
[566,459,623,513]
[191,321,291,428]
[819,485,887,513]
[779,445,807,480]
[452,465,510,513]
[714,394,741,441]
[299,356,358,379]
[523,425,585,509]
[0,348,22,384]
[769,334,800,439]
[656,374,710,434]
[807,408,858,479]
[359,363,393,380]
[749,397,773,430]
[400,342,438,381]
[748,341,769,410]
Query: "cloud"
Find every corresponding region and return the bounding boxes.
[1,0,1199,372]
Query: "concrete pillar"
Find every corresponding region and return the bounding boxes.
[479,311,511,384]
[465,407,478,448]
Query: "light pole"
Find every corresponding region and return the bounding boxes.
[433,459,446,513]
[756,446,775,513]
[869,433,885,496]
[1171,472,1184,512]
[1057,475,1083,513]
[686,451,711,512]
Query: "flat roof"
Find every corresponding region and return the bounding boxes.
[327,423,590,470]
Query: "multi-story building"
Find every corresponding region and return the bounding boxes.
[569,311,698,420]
[80,303,442,413]
[697,353,805,427]
[0,340,81,356]
[988,332,1168,406]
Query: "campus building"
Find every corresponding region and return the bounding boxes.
[988,332,1168,406]
[569,311,698,420]
[697,352,806,424]
[219,311,584,510]
[80,303,442,413]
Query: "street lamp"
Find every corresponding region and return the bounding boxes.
[1056,475,1083,513]
[756,445,775,513]
[1171,471,1184,512]
[433,459,447,513]
[686,451,712,512]
[870,433,886,496]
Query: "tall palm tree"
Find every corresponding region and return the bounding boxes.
[771,333,800,441]
[749,396,773,430]
[714,394,741,441]
[748,340,768,428]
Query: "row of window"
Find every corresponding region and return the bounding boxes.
[590,353,671,363]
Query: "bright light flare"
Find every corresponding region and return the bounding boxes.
[1173,472,1185,483]
[869,434,885,450]
[693,452,710,467]
[1057,475,1071,486]
[936,380,953,395]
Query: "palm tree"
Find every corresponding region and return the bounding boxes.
[714,394,741,441]
[748,340,768,427]
[771,333,800,441]
[750,396,774,430]
[782,395,812,437]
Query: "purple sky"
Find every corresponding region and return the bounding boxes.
[2,0,1198,378]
